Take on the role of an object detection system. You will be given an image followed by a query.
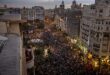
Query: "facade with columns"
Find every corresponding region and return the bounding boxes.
[80,0,110,58]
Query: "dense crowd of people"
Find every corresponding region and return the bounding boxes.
[23,24,110,75]
[34,29,110,75]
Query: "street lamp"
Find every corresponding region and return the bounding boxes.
[94,60,99,68]
[98,58,101,73]
[44,48,48,58]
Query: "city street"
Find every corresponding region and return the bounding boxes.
[31,24,110,75]
[21,18,110,75]
[21,19,110,75]
[0,0,110,75]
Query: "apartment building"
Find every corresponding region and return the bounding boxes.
[80,0,110,58]
[55,0,82,37]
[21,6,44,21]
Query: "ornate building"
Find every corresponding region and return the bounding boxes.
[54,1,65,18]
[55,0,82,37]
[21,6,44,21]
[71,0,82,10]
[80,0,110,58]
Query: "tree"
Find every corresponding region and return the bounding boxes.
[37,22,45,29]
[34,47,44,56]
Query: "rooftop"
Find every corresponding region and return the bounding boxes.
[0,35,8,41]
[0,34,20,75]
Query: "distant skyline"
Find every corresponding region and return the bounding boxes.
[0,0,95,9]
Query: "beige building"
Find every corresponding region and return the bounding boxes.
[21,7,29,20]
[45,9,55,19]
[21,6,44,21]
[80,0,110,58]
[55,15,66,32]
[55,0,82,37]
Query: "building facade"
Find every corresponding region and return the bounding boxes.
[65,8,82,37]
[80,0,110,58]
[21,7,29,20]
[32,6,45,21]
[55,0,82,37]
[21,6,45,21]
[45,9,55,19]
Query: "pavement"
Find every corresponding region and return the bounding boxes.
[0,34,20,75]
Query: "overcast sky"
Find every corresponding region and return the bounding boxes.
[0,0,95,9]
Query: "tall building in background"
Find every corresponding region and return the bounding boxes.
[32,6,45,21]
[21,7,29,20]
[54,1,65,18]
[71,0,82,10]
[65,8,82,37]
[59,1,65,18]
[21,6,44,21]
[80,0,110,58]
[55,0,82,37]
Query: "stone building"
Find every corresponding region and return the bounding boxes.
[54,1,65,18]
[21,7,29,20]
[71,0,82,10]
[80,0,110,58]
[65,9,82,37]
[55,0,82,37]
[45,9,55,19]
[21,6,45,21]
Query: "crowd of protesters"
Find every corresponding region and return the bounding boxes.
[22,24,110,75]
[34,29,110,75]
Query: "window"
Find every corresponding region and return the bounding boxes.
[93,44,100,48]
[93,48,100,52]
[106,21,108,24]
[101,27,103,30]
[104,33,109,37]
[99,14,102,17]
[98,21,100,24]
[105,0,109,4]
[102,20,104,24]
[109,22,110,24]
[99,9,103,13]
[98,27,100,30]
[103,44,107,46]
[106,27,109,31]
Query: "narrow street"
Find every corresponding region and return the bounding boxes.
[0,0,110,75]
